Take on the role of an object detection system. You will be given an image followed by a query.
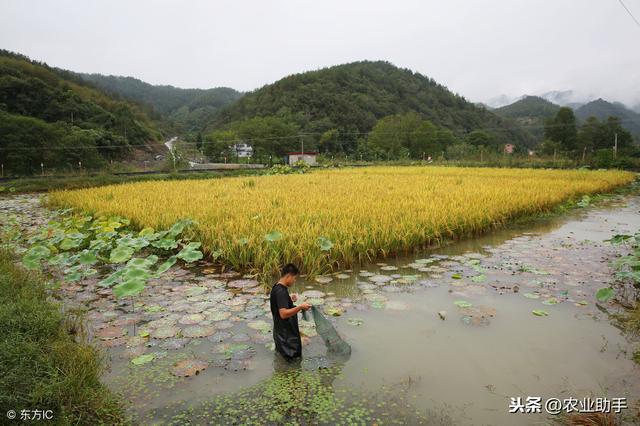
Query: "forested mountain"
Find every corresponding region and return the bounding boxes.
[0,50,161,174]
[209,61,535,154]
[494,96,560,140]
[575,99,640,139]
[78,73,242,134]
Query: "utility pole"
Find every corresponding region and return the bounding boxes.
[613,133,618,158]
[300,136,304,157]
[582,146,586,163]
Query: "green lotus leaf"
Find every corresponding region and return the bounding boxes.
[65,271,83,282]
[22,254,41,270]
[127,255,158,268]
[109,245,134,263]
[179,250,203,263]
[48,253,71,266]
[28,244,51,259]
[123,267,151,281]
[532,309,549,317]
[131,353,154,366]
[59,238,81,251]
[114,279,146,298]
[78,251,98,265]
[151,238,179,250]
[317,236,334,251]
[100,269,125,287]
[139,227,155,237]
[453,300,472,308]
[595,287,614,303]
[156,256,177,274]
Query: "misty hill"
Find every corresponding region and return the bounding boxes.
[0,50,161,174]
[211,60,534,149]
[575,99,640,139]
[78,73,242,134]
[494,96,560,140]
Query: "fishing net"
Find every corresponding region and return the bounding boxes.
[303,306,351,356]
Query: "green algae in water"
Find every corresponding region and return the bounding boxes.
[152,367,437,425]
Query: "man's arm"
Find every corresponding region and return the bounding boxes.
[279,302,311,319]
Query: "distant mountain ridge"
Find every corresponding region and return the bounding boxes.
[78,73,243,134]
[0,49,161,173]
[211,60,534,148]
[575,99,640,138]
[495,94,640,141]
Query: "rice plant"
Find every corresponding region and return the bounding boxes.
[49,166,635,280]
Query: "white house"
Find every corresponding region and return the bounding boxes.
[286,152,318,165]
[230,143,253,158]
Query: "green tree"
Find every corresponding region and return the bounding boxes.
[544,107,577,151]
[231,116,300,157]
[368,112,443,159]
[203,130,237,161]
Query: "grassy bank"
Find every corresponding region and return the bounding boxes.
[0,169,262,194]
[0,249,126,425]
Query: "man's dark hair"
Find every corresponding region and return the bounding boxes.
[280,263,299,277]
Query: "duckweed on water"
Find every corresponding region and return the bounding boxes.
[152,367,445,425]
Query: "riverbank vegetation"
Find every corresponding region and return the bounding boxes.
[49,166,635,279]
[0,249,126,424]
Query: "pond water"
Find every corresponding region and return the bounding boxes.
[3,193,639,425]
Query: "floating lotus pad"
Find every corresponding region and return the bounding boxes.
[231,333,251,342]
[131,353,155,365]
[369,275,393,284]
[228,279,260,289]
[96,326,127,340]
[178,313,206,325]
[223,298,247,306]
[247,320,271,334]
[182,325,216,338]
[206,311,232,321]
[301,290,326,298]
[185,286,208,297]
[380,266,398,271]
[159,338,190,350]
[335,273,350,279]
[151,326,181,339]
[214,343,256,360]
[357,283,377,291]
[216,321,234,329]
[323,305,344,316]
[171,358,208,377]
[453,300,473,309]
[208,331,233,343]
[315,276,333,284]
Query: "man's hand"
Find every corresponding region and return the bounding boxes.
[290,293,298,302]
[299,302,312,311]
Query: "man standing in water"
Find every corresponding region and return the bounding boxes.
[270,264,312,361]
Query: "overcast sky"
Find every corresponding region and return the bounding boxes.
[1,0,639,106]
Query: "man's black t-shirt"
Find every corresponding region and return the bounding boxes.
[270,283,302,360]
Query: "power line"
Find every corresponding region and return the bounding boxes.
[617,0,640,29]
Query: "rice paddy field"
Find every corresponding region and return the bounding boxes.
[49,166,635,278]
